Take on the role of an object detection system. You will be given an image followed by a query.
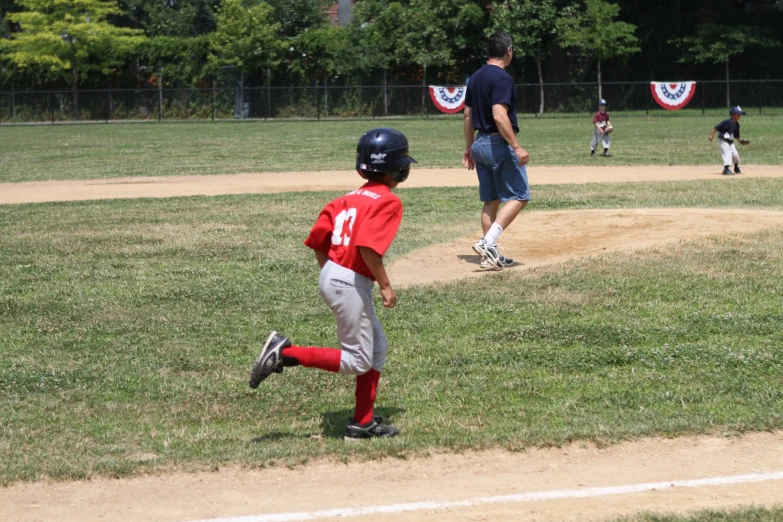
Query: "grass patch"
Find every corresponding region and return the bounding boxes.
[0,115,781,183]
[1,180,783,484]
[609,506,783,521]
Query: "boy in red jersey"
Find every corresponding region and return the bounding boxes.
[249,128,416,441]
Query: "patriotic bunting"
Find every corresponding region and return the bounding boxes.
[650,82,698,110]
[429,86,467,114]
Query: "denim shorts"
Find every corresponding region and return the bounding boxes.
[470,133,531,203]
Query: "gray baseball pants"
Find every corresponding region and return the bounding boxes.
[319,260,387,376]
[591,127,611,150]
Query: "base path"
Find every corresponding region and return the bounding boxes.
[2,432,783,522]
[389,208,783,288]
[2,165,783,205]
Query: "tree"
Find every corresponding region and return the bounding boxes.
[4,0,145,118]
[142,35,211,87]
[349,0,405,114]
[288,25,350,113]
[265,0,331,38]
[208,0,281,80]
[397,0,453,114]
[488,0,557,114]
[557,0,639,100]
[671,24,778,108]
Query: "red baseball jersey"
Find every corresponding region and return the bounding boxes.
[304,181,403,280]
[593,111,610,127]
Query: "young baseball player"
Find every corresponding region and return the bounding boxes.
[249,128,416,441]
[591,99,612,157]
[709,106,748,175]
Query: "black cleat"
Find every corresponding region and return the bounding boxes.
[722,167,733,175]
[249,331,291,388]
[734,166,742,174]
[344,416,400,441]
[601,151,612,157]
[591,150,596,157]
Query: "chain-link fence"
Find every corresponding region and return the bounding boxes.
[1,80,782,124]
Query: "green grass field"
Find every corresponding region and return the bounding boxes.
[610,506,783,522]
[2,178,783,484]
[0,115,781,183]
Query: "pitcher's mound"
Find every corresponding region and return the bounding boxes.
[389,208,783,288]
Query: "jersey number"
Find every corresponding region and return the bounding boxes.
[332,208,357,246]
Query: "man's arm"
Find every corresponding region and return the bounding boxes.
[462,106,475,170]
[359,247,396,308]
[492,103,529,166]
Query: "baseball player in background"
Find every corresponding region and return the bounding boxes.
[249,128,416,441]
[591,99,613,157]
[709,106,748,175]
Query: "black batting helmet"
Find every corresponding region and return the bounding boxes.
[356,128,417,183]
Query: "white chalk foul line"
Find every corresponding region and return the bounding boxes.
[185,470,783,522]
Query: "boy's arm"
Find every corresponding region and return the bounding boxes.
[709,128,717,141]
[314,250,328,268]
[359,246,396,308]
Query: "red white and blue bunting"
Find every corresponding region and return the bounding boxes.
[650,82,697,110]
[429,86,467,114]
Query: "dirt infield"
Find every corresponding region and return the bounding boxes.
[3,167,783,521]
[389,208,783,287]
[2,432,783,522]
[1,165,783,205]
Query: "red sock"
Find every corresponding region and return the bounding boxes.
[281,346,341,373]
[354,369,381,425]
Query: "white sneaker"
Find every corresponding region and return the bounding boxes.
[480,252,514,269]
[473,239,502,269]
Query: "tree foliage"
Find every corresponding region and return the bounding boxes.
[557,0,639,63]
[557,0,639,98]
[1,0,782,92]
[207,0,281,76]
[488,0,557,112]
[4,0,145,80]
[671,23,778,67]
[670,23,778,106]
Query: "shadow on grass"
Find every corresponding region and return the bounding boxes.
[320,408,406,439]
[457,253,523,269]
[248,408,406,442]
[250,432,308,443]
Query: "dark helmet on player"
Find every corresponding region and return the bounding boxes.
[598,98,608,107]
[356,128,417,183]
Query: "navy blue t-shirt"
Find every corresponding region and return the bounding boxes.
[465,64,518,134]
[714,119,740,142]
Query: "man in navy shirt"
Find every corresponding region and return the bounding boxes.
[709,106,745,175]
[462,31,530,270]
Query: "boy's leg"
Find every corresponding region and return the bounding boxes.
[273,261,373,375]
[317,261,376,376]
[353,312,388,424]
[730,144,741,173]
[344,277,399,439]
[591,128,600,153]
[720,140,733,171]
[603,132,612,156]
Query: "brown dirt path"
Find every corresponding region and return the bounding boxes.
[1,165,782,205]
[2,432,783,522]
[389,208,783,288]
